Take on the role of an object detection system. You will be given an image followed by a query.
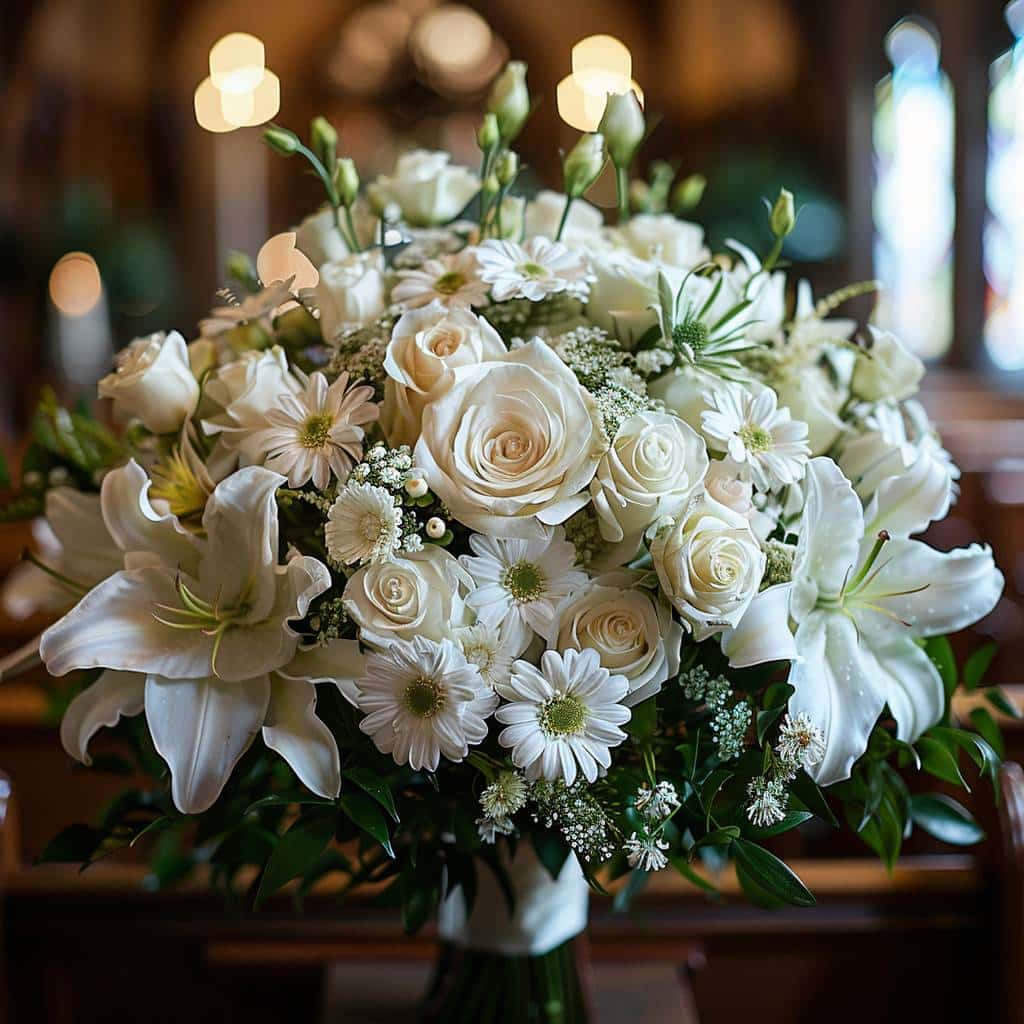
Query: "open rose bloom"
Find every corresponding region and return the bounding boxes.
[0,65,1008,1023]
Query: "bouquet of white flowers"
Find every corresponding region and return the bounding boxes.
[1,61,1008,1022]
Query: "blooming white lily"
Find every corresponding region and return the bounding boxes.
[721,457,1003,785]
[39,460,358,813]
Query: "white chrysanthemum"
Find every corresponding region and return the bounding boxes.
[325,481,401,566]
[776,712,826,772]
[456,622,515,693]
[252,371,379,490]
[495,648,630,786]
[392,252,489,310]
[701,387,810,492]
[356,636,498,772]
[459,527,588,656]
[474,236,594,302]
[624,831,670,872]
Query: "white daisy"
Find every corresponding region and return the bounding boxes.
[325,481,402,566]
[356,635,498,772]
[495,647,630,786]
[455,622,516,694]
[624,831,670,872]
[252,371,379,490]
[776,712,826,772]
[474,236,594,302]
[700,387,810,492]
[392,251,489,310]
[459,527,588,656]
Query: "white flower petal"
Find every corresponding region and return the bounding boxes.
[60,670,145,764]
[278,639,367,707]
[145,673,269,814]
[872,636,945,743]
[721,583,797,668]
[864,449,955,538]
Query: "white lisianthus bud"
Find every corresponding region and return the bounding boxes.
[495,151,519,187]
[599,91,645,167]
[477,113,500,152]
[672,174,706,214]
[263,127,300,156]
[335,158,360,208]
[851,327,925,402]
[563,133,606,198]
[769,188,796,239]
[98,331,199,434]
[486,61,530,143]
[310,116,338,172]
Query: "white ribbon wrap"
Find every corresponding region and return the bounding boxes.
[437,843,589,956]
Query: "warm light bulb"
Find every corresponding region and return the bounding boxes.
[571,34,632,96]
[557,74,608,132]
[257,232,319,292]
[194,76,235,132]
[220,87,255,127]
[49,252,102,317]
[234,69,280,127]
[210,32,266,94]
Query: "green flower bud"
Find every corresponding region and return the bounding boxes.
[599,90,645,167]
[334,157,360,208]
[486,61,530,143]
[563,132,605,198]
[481,173,500,200]
[310,116,338,171]
[629,179,651,213]
[672,173,706,214]
[477,112,500,153]
[495,150,519,187]
[770,187,796,239]
[226,250,259,292]
[263,127,300,156]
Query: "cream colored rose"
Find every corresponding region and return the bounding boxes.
[704,458,754,516]
[590,411,708,550]
[343,545,472,648]
[306,252,386,342]
[368,150,479,228]
[381,304,506,447]
[851,327,924,402]
[650,493,765,639]
[414,341,606,539]
[524,190,604,245]
[613,214,707,269]
[98,331,199,435]
[550,571,682,707]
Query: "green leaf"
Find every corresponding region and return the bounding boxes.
[917,735,968,790]
[669,854,720,896]
[244,792,334,814]
[254,813,335,908]
[36,824,103,865]
[732,838,815,908]
[924,636,957,702]
[694,826,741,849]
[963,644,997,690]
[343,766,399,822]
[625,696,657,739]
[748,810,813,838]
[910,794,985,846]
[762,682,795,710]
[339,790,394,857]
[756,705,786,746]
[931,725,1000,789]
[968,706,1005,759]
[986,687,1022,720]
[789,771,838,828]
[531,830,571,881]
[400,855,440,933]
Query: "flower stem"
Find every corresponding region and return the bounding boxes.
[615,164,630,223]
[555,195,574,242]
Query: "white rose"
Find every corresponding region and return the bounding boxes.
[367,150,479,228]
[343,545,472,648]
[704,458,754,516]
[524,190,604,245]
[650,493,765,639]
[590,411,709,550]
[295,202,378,267]
[98,331,199,434]
[415,341,606,539]
[647,364,732,432]
[613,214,707,269]
[550,571,682,707]
[381,304,506,447]
[306,252,386,342]
[851,327,925,402]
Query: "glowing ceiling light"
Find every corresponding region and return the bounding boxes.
[194,76,235,132]
[412,5,492,74]
[49,252,103,317]
[257,232,318,292]
[210,32,266,94]
[222,70,280,127]
[557,73,643,132]
[572,34,632,95]
[220,87,255,126]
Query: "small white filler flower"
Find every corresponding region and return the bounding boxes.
[325,481,402,566]
[356,635,498,772]
[392,252,489,310]
[776,712,826,772]
[624,831,670,872]
[495,648,630,786]
[701,386,810,492]
[474,236,594,302]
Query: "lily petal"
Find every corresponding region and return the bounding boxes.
[263,675,341,799]
[721,583,797,668]
[278,638,367,706]
[145,673,269,814]
[852,538,1003,639]
[787,610,888,786]
[46,487,122,584]
[872,636,945,743]
[60,670,145,764]
[864,448,954,538]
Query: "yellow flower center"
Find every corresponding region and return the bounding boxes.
[502,560,545,602]
[300,412,334,449]
[403,677,446,718]
[433,271,466,295]
[738,423,772,453]
[539,694,587,737]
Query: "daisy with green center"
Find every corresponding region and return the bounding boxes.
[356,635,498,772]
[324,480,402,566]
[474,236,594,302]
[495,648,630,786]
[459,527,588,657]
[252,370,379,490]
[700,385,810,492]
[392,252,489,310]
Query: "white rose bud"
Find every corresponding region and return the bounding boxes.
[650,492,766,639]
[305,252,386,342]
[599,90,645,167]
[851,327,925,402]
[367,150,479,228]
[590,411,709,551]
[98,331,199,434]
[550,571,683,707]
